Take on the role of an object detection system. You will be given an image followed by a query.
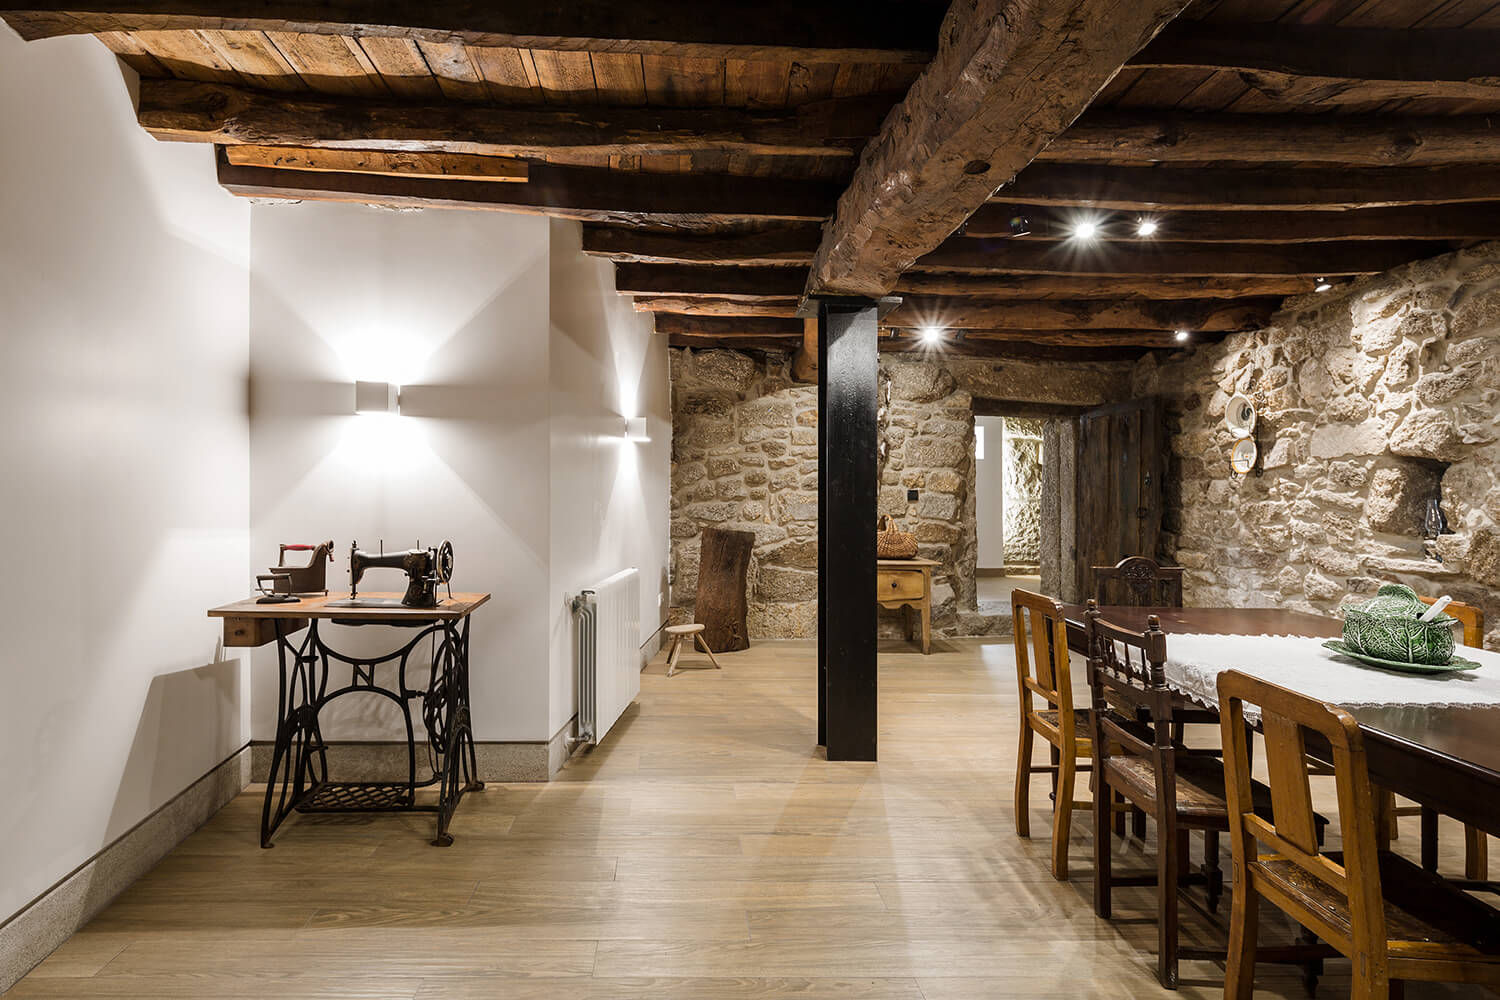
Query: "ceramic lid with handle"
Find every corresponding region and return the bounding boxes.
[1342,583,1458,665]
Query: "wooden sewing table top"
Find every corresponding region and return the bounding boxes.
[209,592,491,646]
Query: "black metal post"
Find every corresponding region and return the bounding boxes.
[816,297,879,761]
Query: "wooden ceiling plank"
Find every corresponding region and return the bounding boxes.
[223,145,529,181]
[1041,111,1500,165]
[643,53,724,106]
[137,78,888,158]
[195,29,305,91]
[580,224,823,265]
[724,59,792,109]
[884,296,1277,331]
[0,2,948,63]
[589,52,647,106]
[216,154,836,227]
[354,36,443,98]
[894,272,1315,299]
[804,0,1193,299]
[965,201,1500,242]
[913,236,1439,276]
[613,264,808,298]
[530,48,600,104]
[414,39,490,101]
[631,297,800,317]
[653,314,803,337]
[95,29,168,75]
[993,163,1500,210]
[264,30,388,97]
[468,45,541,102]
[1128,23,1500,104]
[131,28,244,83]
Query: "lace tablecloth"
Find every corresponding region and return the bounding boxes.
[1161,633,1500,723]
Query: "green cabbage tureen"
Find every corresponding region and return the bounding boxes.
[1341,584,1457,666]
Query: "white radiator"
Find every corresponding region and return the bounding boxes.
[571,568,641,746]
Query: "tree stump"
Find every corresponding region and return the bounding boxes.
[695,528,755,652]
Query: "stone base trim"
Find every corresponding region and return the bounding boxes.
[0,745,252,994]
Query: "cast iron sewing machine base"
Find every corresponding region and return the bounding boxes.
[261,616,483,848]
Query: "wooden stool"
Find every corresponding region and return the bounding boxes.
[665,624,722,677]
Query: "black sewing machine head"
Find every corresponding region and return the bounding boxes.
[349,539,454,608]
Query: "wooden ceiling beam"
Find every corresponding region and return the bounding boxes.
[612,264,807,300]
[215,153,836,227]
[1129,22,1500,104]
[581,225,822,265]
[960,329,1214,347]
[884,296,1276,332]
[895,272,1314,299]
[0,1,946,62]
[913,237,1438,277]
[223,145,529,181]
[667,334,804,352]
[965,201,1500,243]
[142,79,887,158]
[1040,112,1500,167]
[652,315,804,338]
[880,337,1148,361]
[804,0,1192,299]
[991,164,1500,211]
[632,297,798,317]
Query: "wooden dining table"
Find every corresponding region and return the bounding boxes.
[1062,605,1500,855]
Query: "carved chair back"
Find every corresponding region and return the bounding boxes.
[1084,601,1177,796]
[1093,556,1184,608]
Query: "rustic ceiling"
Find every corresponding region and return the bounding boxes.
[5,0,1500,361]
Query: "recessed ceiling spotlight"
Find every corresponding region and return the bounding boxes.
[1008,214,1033,237]
[1072,219,1100,241]
[919,325,944,345]
[1136,218,1159,237]
[1174,329,1191,342]
[1314,277,1334,292]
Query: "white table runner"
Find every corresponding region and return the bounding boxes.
[1160,633,1500,722]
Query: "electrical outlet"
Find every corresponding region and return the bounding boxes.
[907,488,919,502]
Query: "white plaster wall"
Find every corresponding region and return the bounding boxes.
[0,28,251,922]
[248,204,554,741]
[975,416,1006,568]
[546,220,670,739]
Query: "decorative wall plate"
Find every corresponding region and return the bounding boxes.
[1229,436,1258,476]
[1226,393,1257,436]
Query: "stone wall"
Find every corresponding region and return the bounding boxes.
[670,347,1129,638]
[1002,418,1044,570]
[1135,242,1500,650]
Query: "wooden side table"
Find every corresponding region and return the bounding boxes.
[877,558,940,654]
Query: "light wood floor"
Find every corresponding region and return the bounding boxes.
[9,638,1488,998]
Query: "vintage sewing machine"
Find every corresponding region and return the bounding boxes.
[335,539,455,609]
[255,540,335,604]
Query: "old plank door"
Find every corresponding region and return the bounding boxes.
[1073,398,1167,598]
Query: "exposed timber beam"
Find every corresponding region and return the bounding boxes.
[613,264,807,300]
[0,1,946,62]
[913,238,1439,277]
[895,272,1314,299]
[804,0,1192,299]
[1129,23,1500,105]
[652,315,803,338]
[993,164,1500,212]
[966,201,1500,243]
[223,145,529,182]
[632,297,798,317]
[142,80,887,158]
[961,329,1219,347]
[884,296,1275,332]
[880,336,1148,361]
[581,224,822,265]
[1040,112,1500,166]
[216,153,837,227]
[667,334,803,352]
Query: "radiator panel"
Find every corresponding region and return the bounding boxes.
[575,568,640,746]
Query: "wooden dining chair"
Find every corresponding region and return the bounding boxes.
[1093,556,1184,608]
[1219,670,1500,1000]
[1012,589,1094,880]
[1395,596,1489,882]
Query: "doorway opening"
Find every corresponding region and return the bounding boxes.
[974,415,1043,614]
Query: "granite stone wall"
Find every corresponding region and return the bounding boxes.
[1002,418,1044,570]
[1135,243,1500,650]
[670,348,1129,638]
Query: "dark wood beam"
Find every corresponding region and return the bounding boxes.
[914,237,1438,277]
[652,315,804,338]
[142,79,887,158]
[993,164,1500,211]
[1129,23,1500,105]
[1041,112,1500,166]
[613,264,807,300]
[0,1,946,62]
[966,201,1500,243]
[885,296,1275,332]
[668,334,802,352]
[223,145,529,181]
[896,272,1314,299]
[880,335,1147,362]
[804,0,1192,299]
[581,225,822,265]
[632,297,798,317]
[962,329,1216,347]
[216,153,837,228]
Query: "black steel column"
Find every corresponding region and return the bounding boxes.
[815,297,879,761]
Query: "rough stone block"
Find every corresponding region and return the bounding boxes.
[755,565,818,602]
[1365,461,1441,534]
[1390,409,1463,462]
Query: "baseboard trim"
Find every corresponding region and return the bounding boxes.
[0,744,252,993]
[249,739,558,784]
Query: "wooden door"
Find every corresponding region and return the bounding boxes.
[1073,398,1166,599]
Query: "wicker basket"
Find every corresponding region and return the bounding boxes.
[876,515,919,560]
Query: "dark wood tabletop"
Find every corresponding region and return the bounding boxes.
[1062,604,1500,838]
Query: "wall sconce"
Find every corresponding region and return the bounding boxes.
[623,417,649,442]
[354,380,399,415]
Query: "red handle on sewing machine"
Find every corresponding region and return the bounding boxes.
[282,544,316,550]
